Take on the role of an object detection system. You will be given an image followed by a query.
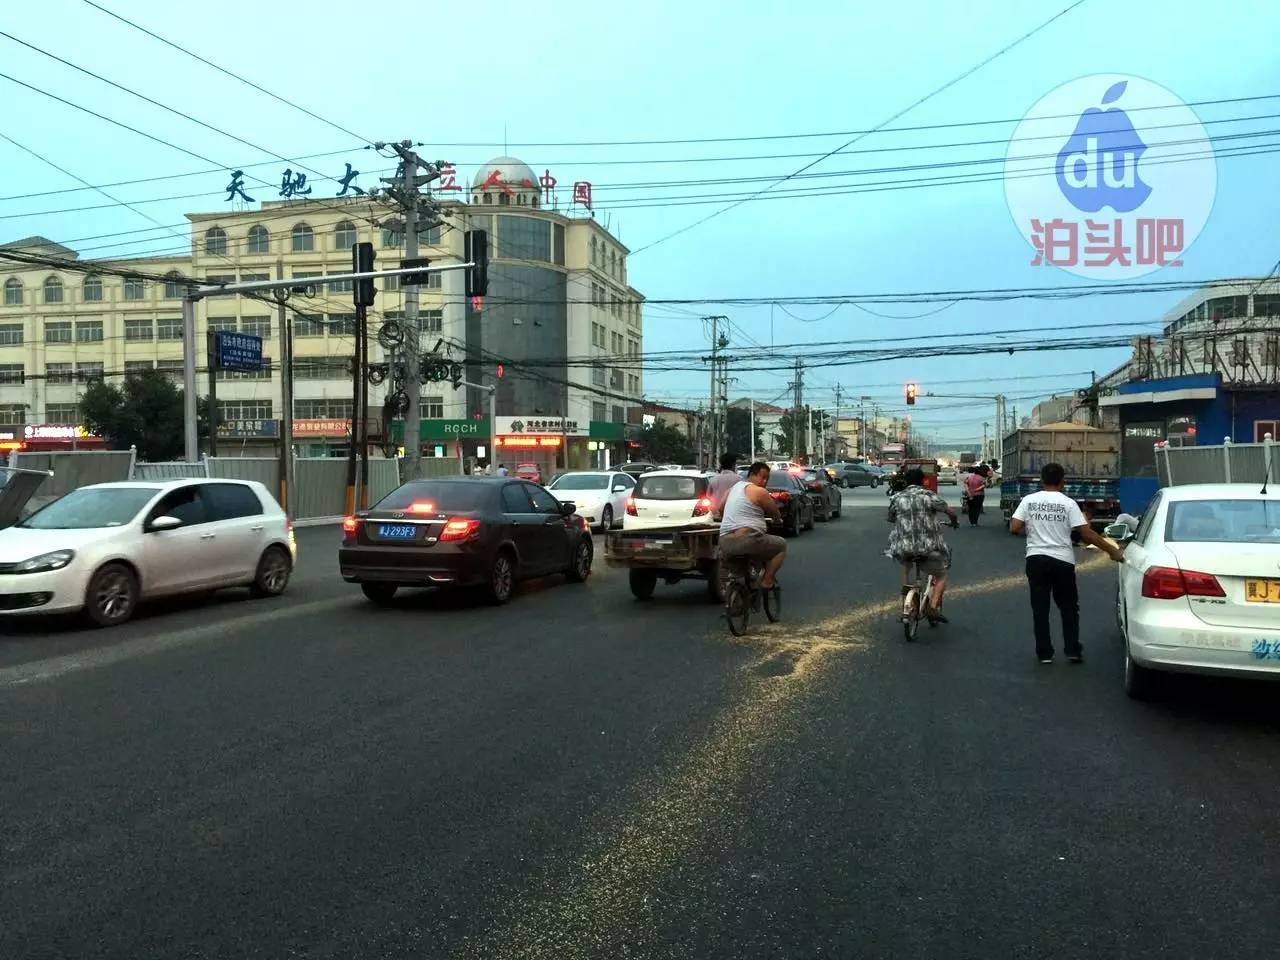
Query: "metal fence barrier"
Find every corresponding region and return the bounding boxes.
[1159,439,1280,487]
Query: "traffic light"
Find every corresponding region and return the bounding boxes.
[905,383,917,406]
[399,257,431,286]
[465,229,488,298]
[496,363,504,379]
[353,242,376,307]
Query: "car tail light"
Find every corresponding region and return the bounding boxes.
[692,497,712,517]
[1141,566,1226,600]
[770,491,790,502]
[439,517,481,542]
[408,501,435,514]
[625,497,637,516]
[342,516,359,535]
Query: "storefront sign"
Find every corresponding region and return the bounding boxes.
[496,436,562,448]
[217,418,280,439]
[25,424,97,440]
[495,416,585,436]
[293,418,351,437]
[390,418,491,442]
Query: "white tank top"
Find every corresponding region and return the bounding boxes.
[720,480,766,533]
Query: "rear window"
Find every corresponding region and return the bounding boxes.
[766,474,798,491]
[549,474,608,490]
[1166,499,1280,543]
[635,475,706,500]
[376,481,492,512]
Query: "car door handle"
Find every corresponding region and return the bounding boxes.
[250,525,264,532]
[200,533,216,540]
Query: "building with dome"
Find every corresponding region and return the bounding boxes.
[0,152,645,472]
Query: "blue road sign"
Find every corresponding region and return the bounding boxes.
[214,331,263,371]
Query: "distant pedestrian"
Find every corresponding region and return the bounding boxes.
[1010,462,1124,664]
[708,451,741,517]
[963,466,987,526]
[496,463,509,477]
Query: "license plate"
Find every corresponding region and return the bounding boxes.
[377,523,417,540]
[1246,579,1280,603]
[635,538,672,550]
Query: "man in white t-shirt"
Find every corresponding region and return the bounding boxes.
[1010,462,1124,664]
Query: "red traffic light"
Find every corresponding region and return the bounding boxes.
[496,363,504,379]
[905,382,918,405]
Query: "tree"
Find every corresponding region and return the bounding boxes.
[771,408,832,462]
[723,407,762,461]
[638,421,694,465]
[80,370,207,461]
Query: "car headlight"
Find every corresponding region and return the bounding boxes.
[13,549,75,574]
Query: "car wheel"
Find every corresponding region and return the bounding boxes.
[484,550,516,605]
[361,582,398,605]
[1124,641,1158,700]
[784,512,799,537]
[704,558,727,604]
[598,505,613,533]
[629,569,657,600]
[566,538,593,582]
[84,562,138,628]
[803,505,816,530]
[249,546,291,598]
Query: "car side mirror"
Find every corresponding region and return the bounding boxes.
[558,501,576,516]
[1104,522,1132,542]
[148,514,182,532]
[612,484,627,493]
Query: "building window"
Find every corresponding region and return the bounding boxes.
[241,316,270,338]
[592,364,606,387]
[206,274,235,287]
[208,318,237,333]
[610,368,623,390]
[164,272,186,299]
[382,227,402,248]
[590,236,598,266]
[627,338,639,357]
[384,273,400,291]
[124,318,153,341]
[43,276,64,304]
[591,322,605,347]
[291,223,314,252]
[294,359,346,379]
[330,313,356,336]
[82,275,103,302]
[1254,294,1280,317]
[156,360,184,383]
[0,364,24,385]
[1208,295,1248,321]
[217,400,272,420]
[124,276,145,300]
[421,309,443,334]
[240,272,268,282]
[76,321,104,343]
[425,271,442,290]
[157,317,183,340]
[334,221,357,250]
[496,215,550,261]
[419,223,443,245]
[46,403,78,422]
[294,399,352,419]
[44,322,72,344]
[76,362,104,383]
[247,225,270,254]
[422,395,444,419]
[611,404,624,424]
[0,323,22,345]
[294,314,325,338]
[46,363,73,384]
[217,357,271,381]
[1256,420,1279,442]
[3,278,21,306]
[592,401,606,421]
[0,404,24,425]
[205,226,228,256]
[328,273,353,293]
[553,224,565,266]
[124,360,154,375]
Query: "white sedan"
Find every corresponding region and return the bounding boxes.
[1110,483,1280,698]
[622,470,715,531]
[0,479,295,627]
[546,471,635,532]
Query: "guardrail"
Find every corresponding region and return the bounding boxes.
[1157,437,1280,487]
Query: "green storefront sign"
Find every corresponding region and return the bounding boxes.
[588,421,625,442]
[390,419,491,443]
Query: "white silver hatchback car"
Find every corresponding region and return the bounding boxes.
[0,479,295,627]
[1110,484,1280,698]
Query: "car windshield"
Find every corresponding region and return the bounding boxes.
[375,482,492,512]
[19,487,156,529]
[1166,499,1280,543]
[549,474,608,490]
[766,474,796,491]
[635,476,705,500]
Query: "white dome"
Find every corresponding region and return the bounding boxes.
[471,156,539,191]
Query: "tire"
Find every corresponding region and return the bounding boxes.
[764,584,781,622]
[803,505,816,531]
[484,550,516,605]
[629,568,657,600]
[361,582,398,605]
[598,505,613,533]
[249,546,291,598]
[902,589,920,641]
[725,581,750,636]
[1124,642,1158,700]
[566,538,593,582]
[84,562,139,628]
[705,559,726,604]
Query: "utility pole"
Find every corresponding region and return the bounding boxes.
[273,274,294,518]
[749,397,755,463]
[705,316,728,468]
[833,385,842,461]
[790,358,804,462]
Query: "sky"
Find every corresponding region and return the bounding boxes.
[1,0,1278,450]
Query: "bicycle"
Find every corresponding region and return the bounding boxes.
[723,557,781,637]
[900,555,940,641]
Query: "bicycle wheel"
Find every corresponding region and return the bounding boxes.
[725,581,751,637]
[902,588,920,641]
[764,583,782,622]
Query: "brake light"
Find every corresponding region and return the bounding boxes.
[1141,566,1226,600]
[439,517,481,542]
[408,501,435,514]
[625,497,637,516]
[342,516,358,534]
[692,497,712,517]
[770,491,790,502]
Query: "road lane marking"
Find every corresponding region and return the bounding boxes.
[455,554,1114,959]
[0,596,351,689]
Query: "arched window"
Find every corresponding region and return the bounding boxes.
[163,271,186,299]
[498,193,510,206]
[3,278,22,306]
[43,276,63,304]
[291,222,314,252]
[247,225,270,254]
[381,226,402,248]
[334,221,357,250]
[204,226,227,256]
[82,275,103,302]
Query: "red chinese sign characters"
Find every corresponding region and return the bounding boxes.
[1029,217,1184,268]
[573,181,593,211]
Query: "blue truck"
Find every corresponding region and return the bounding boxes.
[999,424,1122,529]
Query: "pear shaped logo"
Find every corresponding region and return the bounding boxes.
[1055,81,1152,213]
[1005,74,1216,280]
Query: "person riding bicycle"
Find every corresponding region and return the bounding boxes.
[888,465,958,623]
[719,461,786,591]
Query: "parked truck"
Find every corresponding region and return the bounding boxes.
[999,423,1121,528]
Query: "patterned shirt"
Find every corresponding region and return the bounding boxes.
[887,485,952,563]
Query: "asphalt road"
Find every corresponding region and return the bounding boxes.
[4,486,1280,959]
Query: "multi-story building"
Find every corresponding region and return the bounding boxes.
[0,154,645,470]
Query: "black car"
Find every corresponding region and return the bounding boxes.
[619,461,659,481]
[800,468,842,521]
[766,471,816,536]
[339,477,593,605]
